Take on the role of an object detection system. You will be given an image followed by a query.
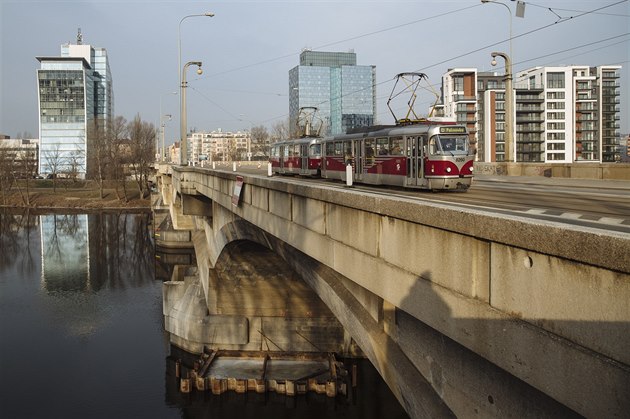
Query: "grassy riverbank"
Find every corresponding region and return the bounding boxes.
[0,180,150,210]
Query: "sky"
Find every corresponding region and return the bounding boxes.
[1,0,628,144]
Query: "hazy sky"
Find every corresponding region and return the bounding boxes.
[1,0,628,143]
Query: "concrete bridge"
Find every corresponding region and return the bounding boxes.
[154,164,629,419]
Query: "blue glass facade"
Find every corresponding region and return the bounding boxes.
[289,51,375,136]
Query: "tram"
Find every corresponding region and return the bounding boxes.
[269,136,323,177]
[323,122,472,190]
[270,73,474,191]
[271,121,474,191]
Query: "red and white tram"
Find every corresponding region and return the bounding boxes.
[271,121,474,191]
[269,136,323,177]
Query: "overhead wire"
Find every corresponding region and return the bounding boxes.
[191,0,628,128]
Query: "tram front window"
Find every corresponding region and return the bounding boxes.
[434,136,469,155]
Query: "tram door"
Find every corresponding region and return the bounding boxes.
[301,144,308,174]
[405,136,418,186]
[353,139,363,181]
[405,136,426,187]
[279,145,285,170]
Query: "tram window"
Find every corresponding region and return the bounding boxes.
[310,143,321,156]
[365,139,375,157]
[429,138,438,155]
[344,141,353,156]
[325,141,334,156]
[294,144,301,156]
[376,138,389,155]
[442,138,455,151]
[334,141,344,156]
[390,137,403,155]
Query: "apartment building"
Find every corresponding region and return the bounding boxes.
[441,65,622,163]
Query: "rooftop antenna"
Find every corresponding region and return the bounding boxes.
[77,27,83,45]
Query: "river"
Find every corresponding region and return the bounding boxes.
[0,211,408,419]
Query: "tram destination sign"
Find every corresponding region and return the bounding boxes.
[440,126,466,134]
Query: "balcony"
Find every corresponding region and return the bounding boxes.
[453,95,477,102]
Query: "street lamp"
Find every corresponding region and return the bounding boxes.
[178,12,214,165]
[159,91,177,161]
[180,61,203,165]
[480,0,513,64]
[481,0,524,163]
[491,52,514,163]
[160,114,172,162]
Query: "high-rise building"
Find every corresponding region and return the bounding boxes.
[289,50,376,136]
[36,30,113,177]
[441,64,622,163]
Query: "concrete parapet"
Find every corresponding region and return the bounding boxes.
[474,162,630,180]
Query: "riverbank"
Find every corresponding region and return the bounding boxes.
[0,182,150,210]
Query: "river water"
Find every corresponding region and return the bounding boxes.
[0,211,408,419]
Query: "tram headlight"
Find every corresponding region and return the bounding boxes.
[469,166,474,172]
[446,167,452,173]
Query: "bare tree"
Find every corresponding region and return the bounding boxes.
[0,146,14,205]
[16,148,38,206]
[250,125,269,158]
[270,118,291,143]
[127,114,155,199]
[109,116,129,201]
[87,121,109,198]
[65,144,85,184]
[43,144,64,192]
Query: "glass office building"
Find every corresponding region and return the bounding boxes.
[37,35,113,177]
[289,51,375,136]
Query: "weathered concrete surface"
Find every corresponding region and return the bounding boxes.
[162,232,350,356]
[475,161,630,180]
[155,166,630,419]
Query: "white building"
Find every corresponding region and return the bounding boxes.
[441,64,622,163]
[36,30,113,177]
[189,129,250,165]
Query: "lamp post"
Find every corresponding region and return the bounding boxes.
[481,0,524,163]
[180,61,203,165]
[178,12,214,165]
[160,114,172,162]
[481,0,513,63]
[491,52,514,163]
[159,91,177,161]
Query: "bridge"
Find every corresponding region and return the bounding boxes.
[154,163,629,419]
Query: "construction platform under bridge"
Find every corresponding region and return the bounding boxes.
[177,349,350,398]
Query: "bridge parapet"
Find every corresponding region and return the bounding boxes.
[157,164,630,418]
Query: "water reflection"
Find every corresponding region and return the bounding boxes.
[40,214,90,291]
[36,212,155,293]
[0,210,40,278]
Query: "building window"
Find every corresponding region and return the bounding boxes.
[547,91,565,100]
[547,102,565,110]
[547,122,565,130]
[453,76,464,91]
[547,112,565,120]
[547,72,565,88]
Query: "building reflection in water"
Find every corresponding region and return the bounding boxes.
[40,214,90,292]
[38,213,155,293]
